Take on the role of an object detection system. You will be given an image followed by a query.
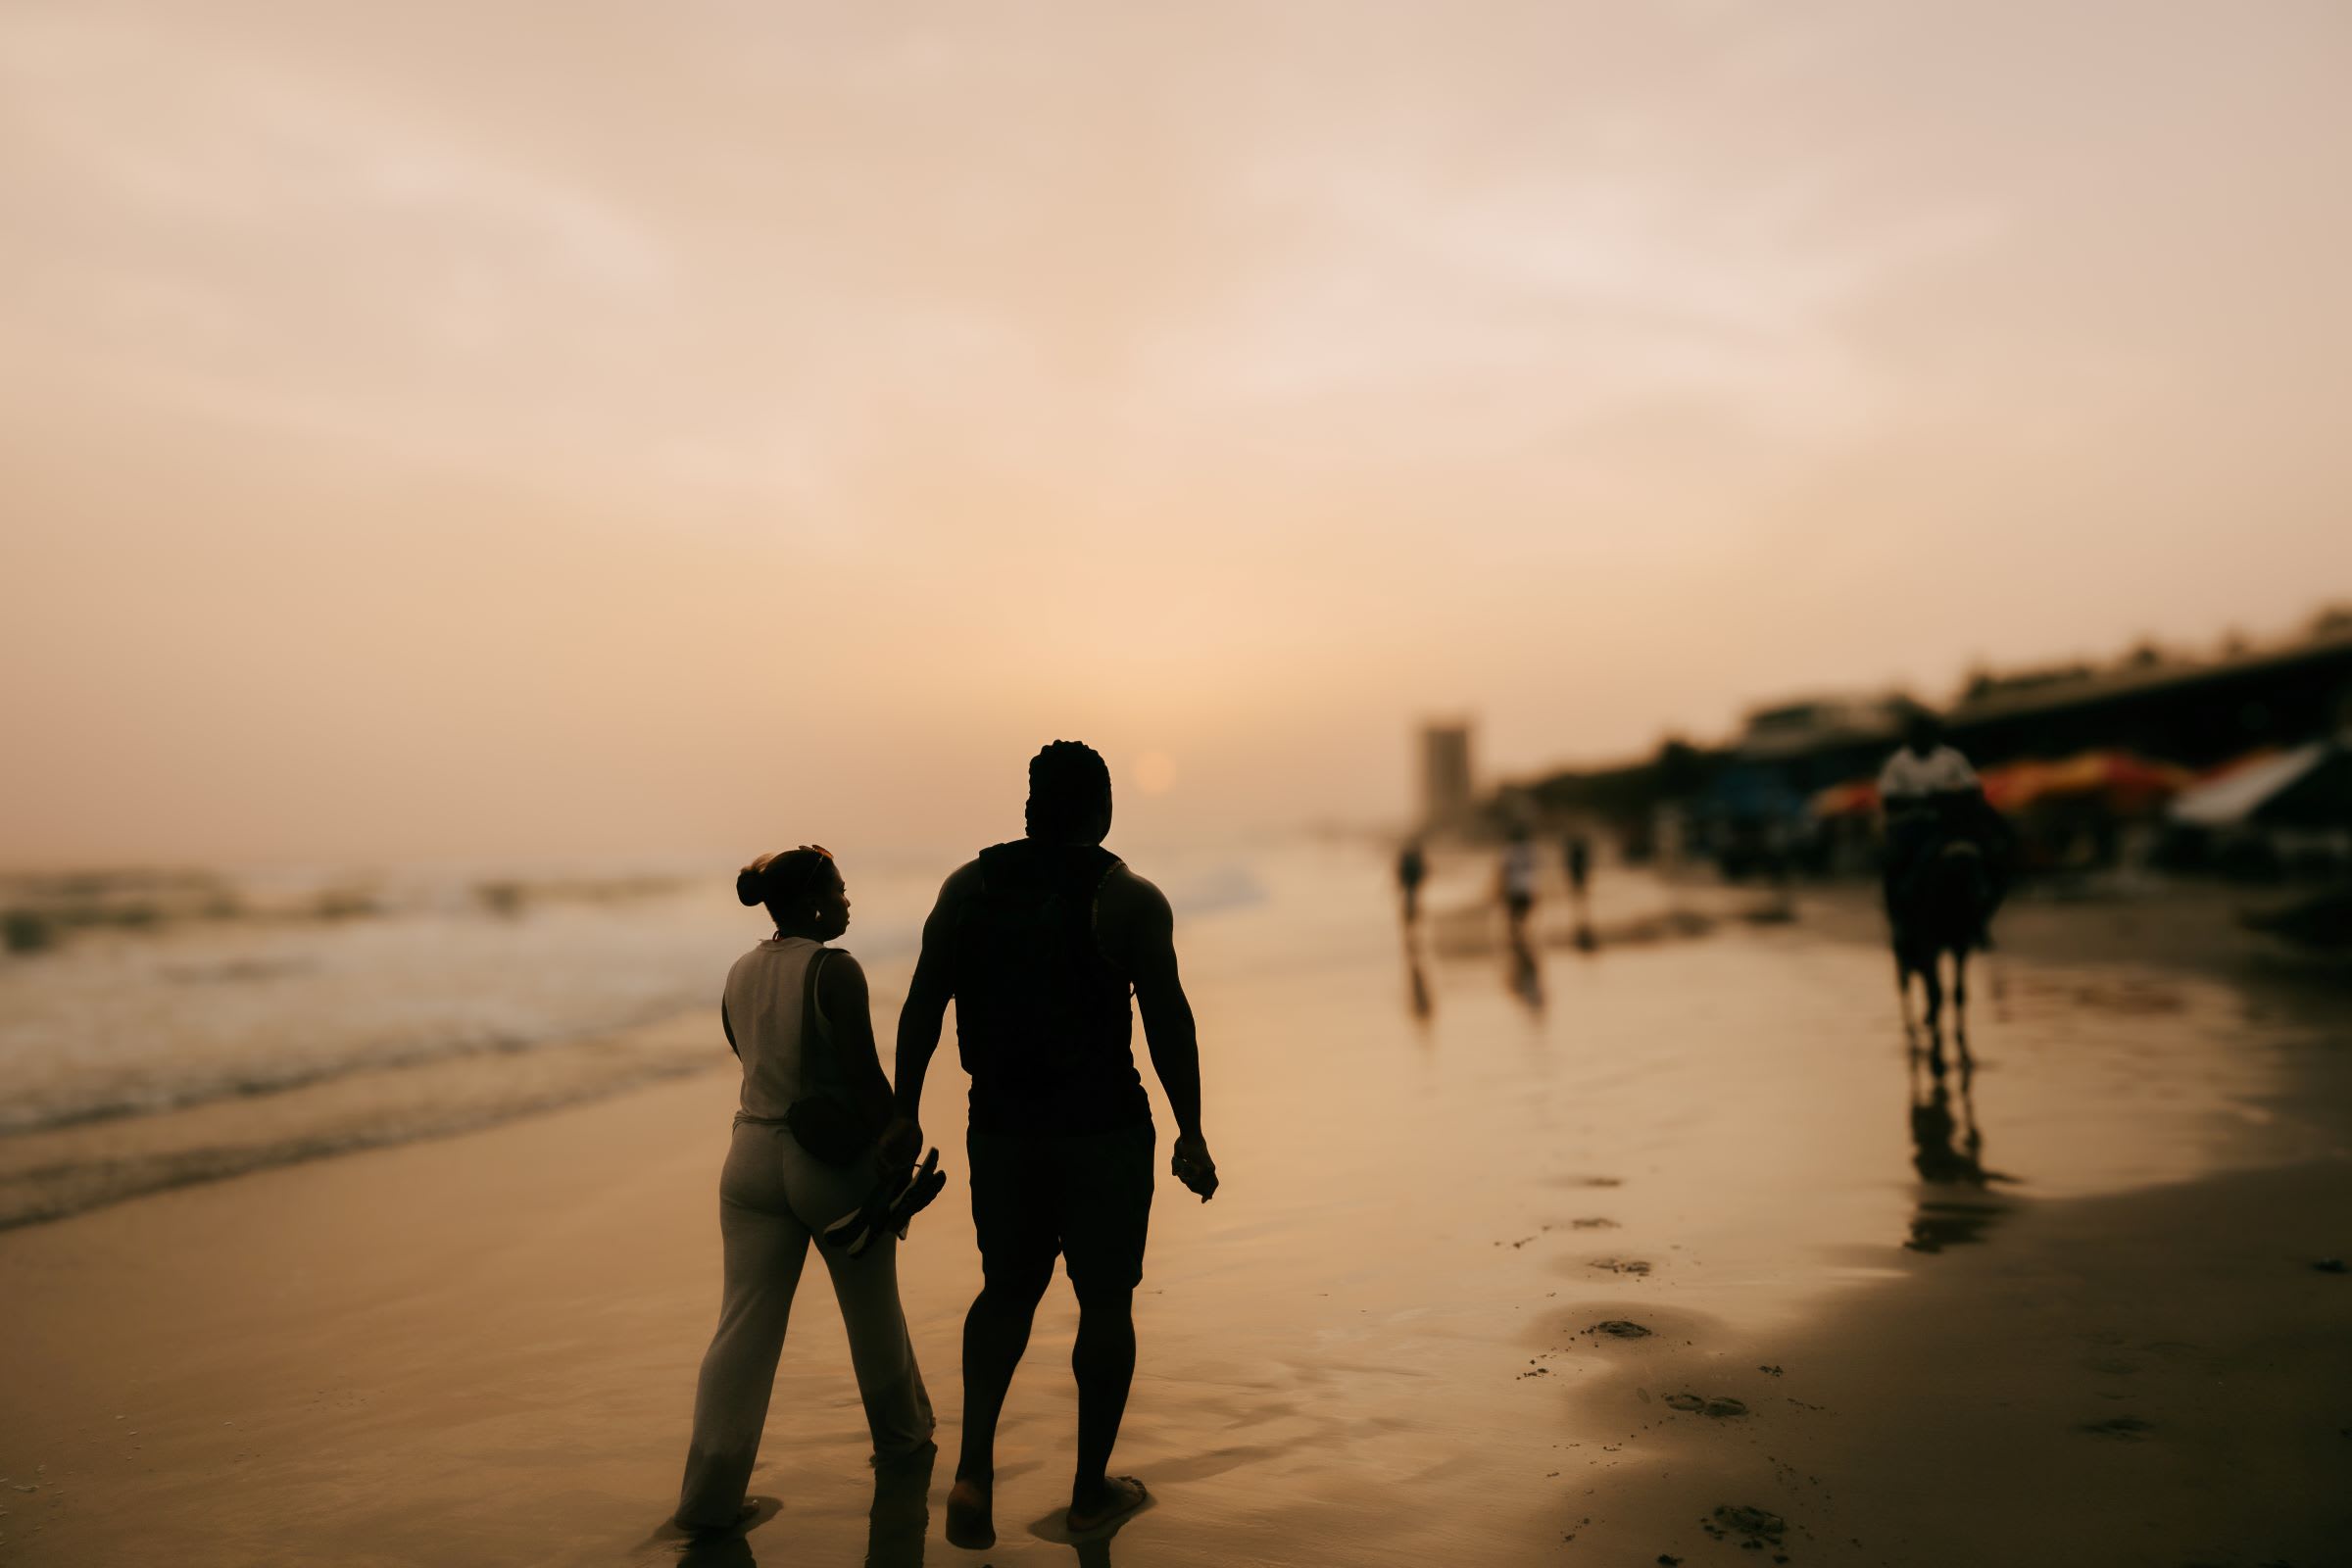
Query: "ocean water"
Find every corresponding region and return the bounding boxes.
[0,849,1266,1229]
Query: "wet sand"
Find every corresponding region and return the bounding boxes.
[3,851,2349,1566]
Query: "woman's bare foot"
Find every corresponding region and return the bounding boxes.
[944,1476,995,1549]
[1065,1475,1150,1536]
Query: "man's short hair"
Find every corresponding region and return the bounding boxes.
[1026,740,1112,839]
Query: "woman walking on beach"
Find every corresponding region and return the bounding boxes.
[674,846,935,1532]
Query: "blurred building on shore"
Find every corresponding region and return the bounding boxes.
[1940,617,2352,767]
[1486,608,2352,881]
[1419,718,1477,836]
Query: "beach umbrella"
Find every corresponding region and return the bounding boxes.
[1808,778,1879,819]
[2170,738,2352,829]
[1976,759,2053,812]
[1981,751,2190,814]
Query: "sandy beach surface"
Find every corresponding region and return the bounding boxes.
[4,849,2350,1567]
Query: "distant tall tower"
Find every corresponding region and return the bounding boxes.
[1419,719,1475,832]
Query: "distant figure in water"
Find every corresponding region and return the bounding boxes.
[1396,838,1428,930]
[674,847,936,1536]
[1499,828,1540,959]
[1562,833,1591,901]
[887,740,1220,1548]
[1561,832,1595,951]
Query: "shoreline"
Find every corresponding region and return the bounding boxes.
[0,1006,730,1232]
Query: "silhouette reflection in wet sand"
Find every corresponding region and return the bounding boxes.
[661,1440,932,1568]
[658,1495,778,1568]
[1405,945,1434,1021]
[1507,938,1544,1012]
[864,1440,936,1568]
[1903,1027,2018,1252]
[1022,1487,1155,1560]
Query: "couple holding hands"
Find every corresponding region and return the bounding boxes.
[674,741,1218,1550]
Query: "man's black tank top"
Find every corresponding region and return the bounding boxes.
[952,840,1149,1136]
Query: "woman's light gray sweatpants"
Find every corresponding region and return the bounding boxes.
[675,1119,935,1529]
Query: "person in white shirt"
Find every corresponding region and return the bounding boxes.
[1878,729,1980,805]
[1878,714,2003,944]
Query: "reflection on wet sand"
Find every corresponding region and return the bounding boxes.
[663,1496,779,1568]
[864,1441,935,1568]
[1507,941,1544,1012]
[662,1441,930,1568]
[1020,1494,1152,1566]
[1403,944,1433,1022]
[1904,1026,2019,1252]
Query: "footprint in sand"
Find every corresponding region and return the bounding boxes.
[1700,1504,1787,1549]
[2078,1416,2154,1440]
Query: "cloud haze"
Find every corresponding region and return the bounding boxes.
[4,1,2348,863]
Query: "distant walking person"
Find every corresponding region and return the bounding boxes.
[1396,838,1428,929]
[674,847,935,1535]
[1562,833,1591,900]
[886,741,1219,1548]
[1499,827,1540,958]
[1561,831,1595,950]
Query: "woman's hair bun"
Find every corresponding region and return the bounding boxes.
[737,846,830,911]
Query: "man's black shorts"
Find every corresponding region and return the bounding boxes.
[966,1120,1154,1293]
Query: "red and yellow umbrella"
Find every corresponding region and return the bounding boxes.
[1809,778,1881,818]
[1979,751,2189,813]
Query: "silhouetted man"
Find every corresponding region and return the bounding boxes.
[885,740,1217,1548]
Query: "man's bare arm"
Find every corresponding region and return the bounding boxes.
[1122,880,1202,1140]
[1106,868,1216,1199]
[881,862,980,1163]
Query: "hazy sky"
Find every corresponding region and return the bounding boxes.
[4,1,2349,865]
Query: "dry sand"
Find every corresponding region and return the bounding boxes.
[2,853,2348,1566]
